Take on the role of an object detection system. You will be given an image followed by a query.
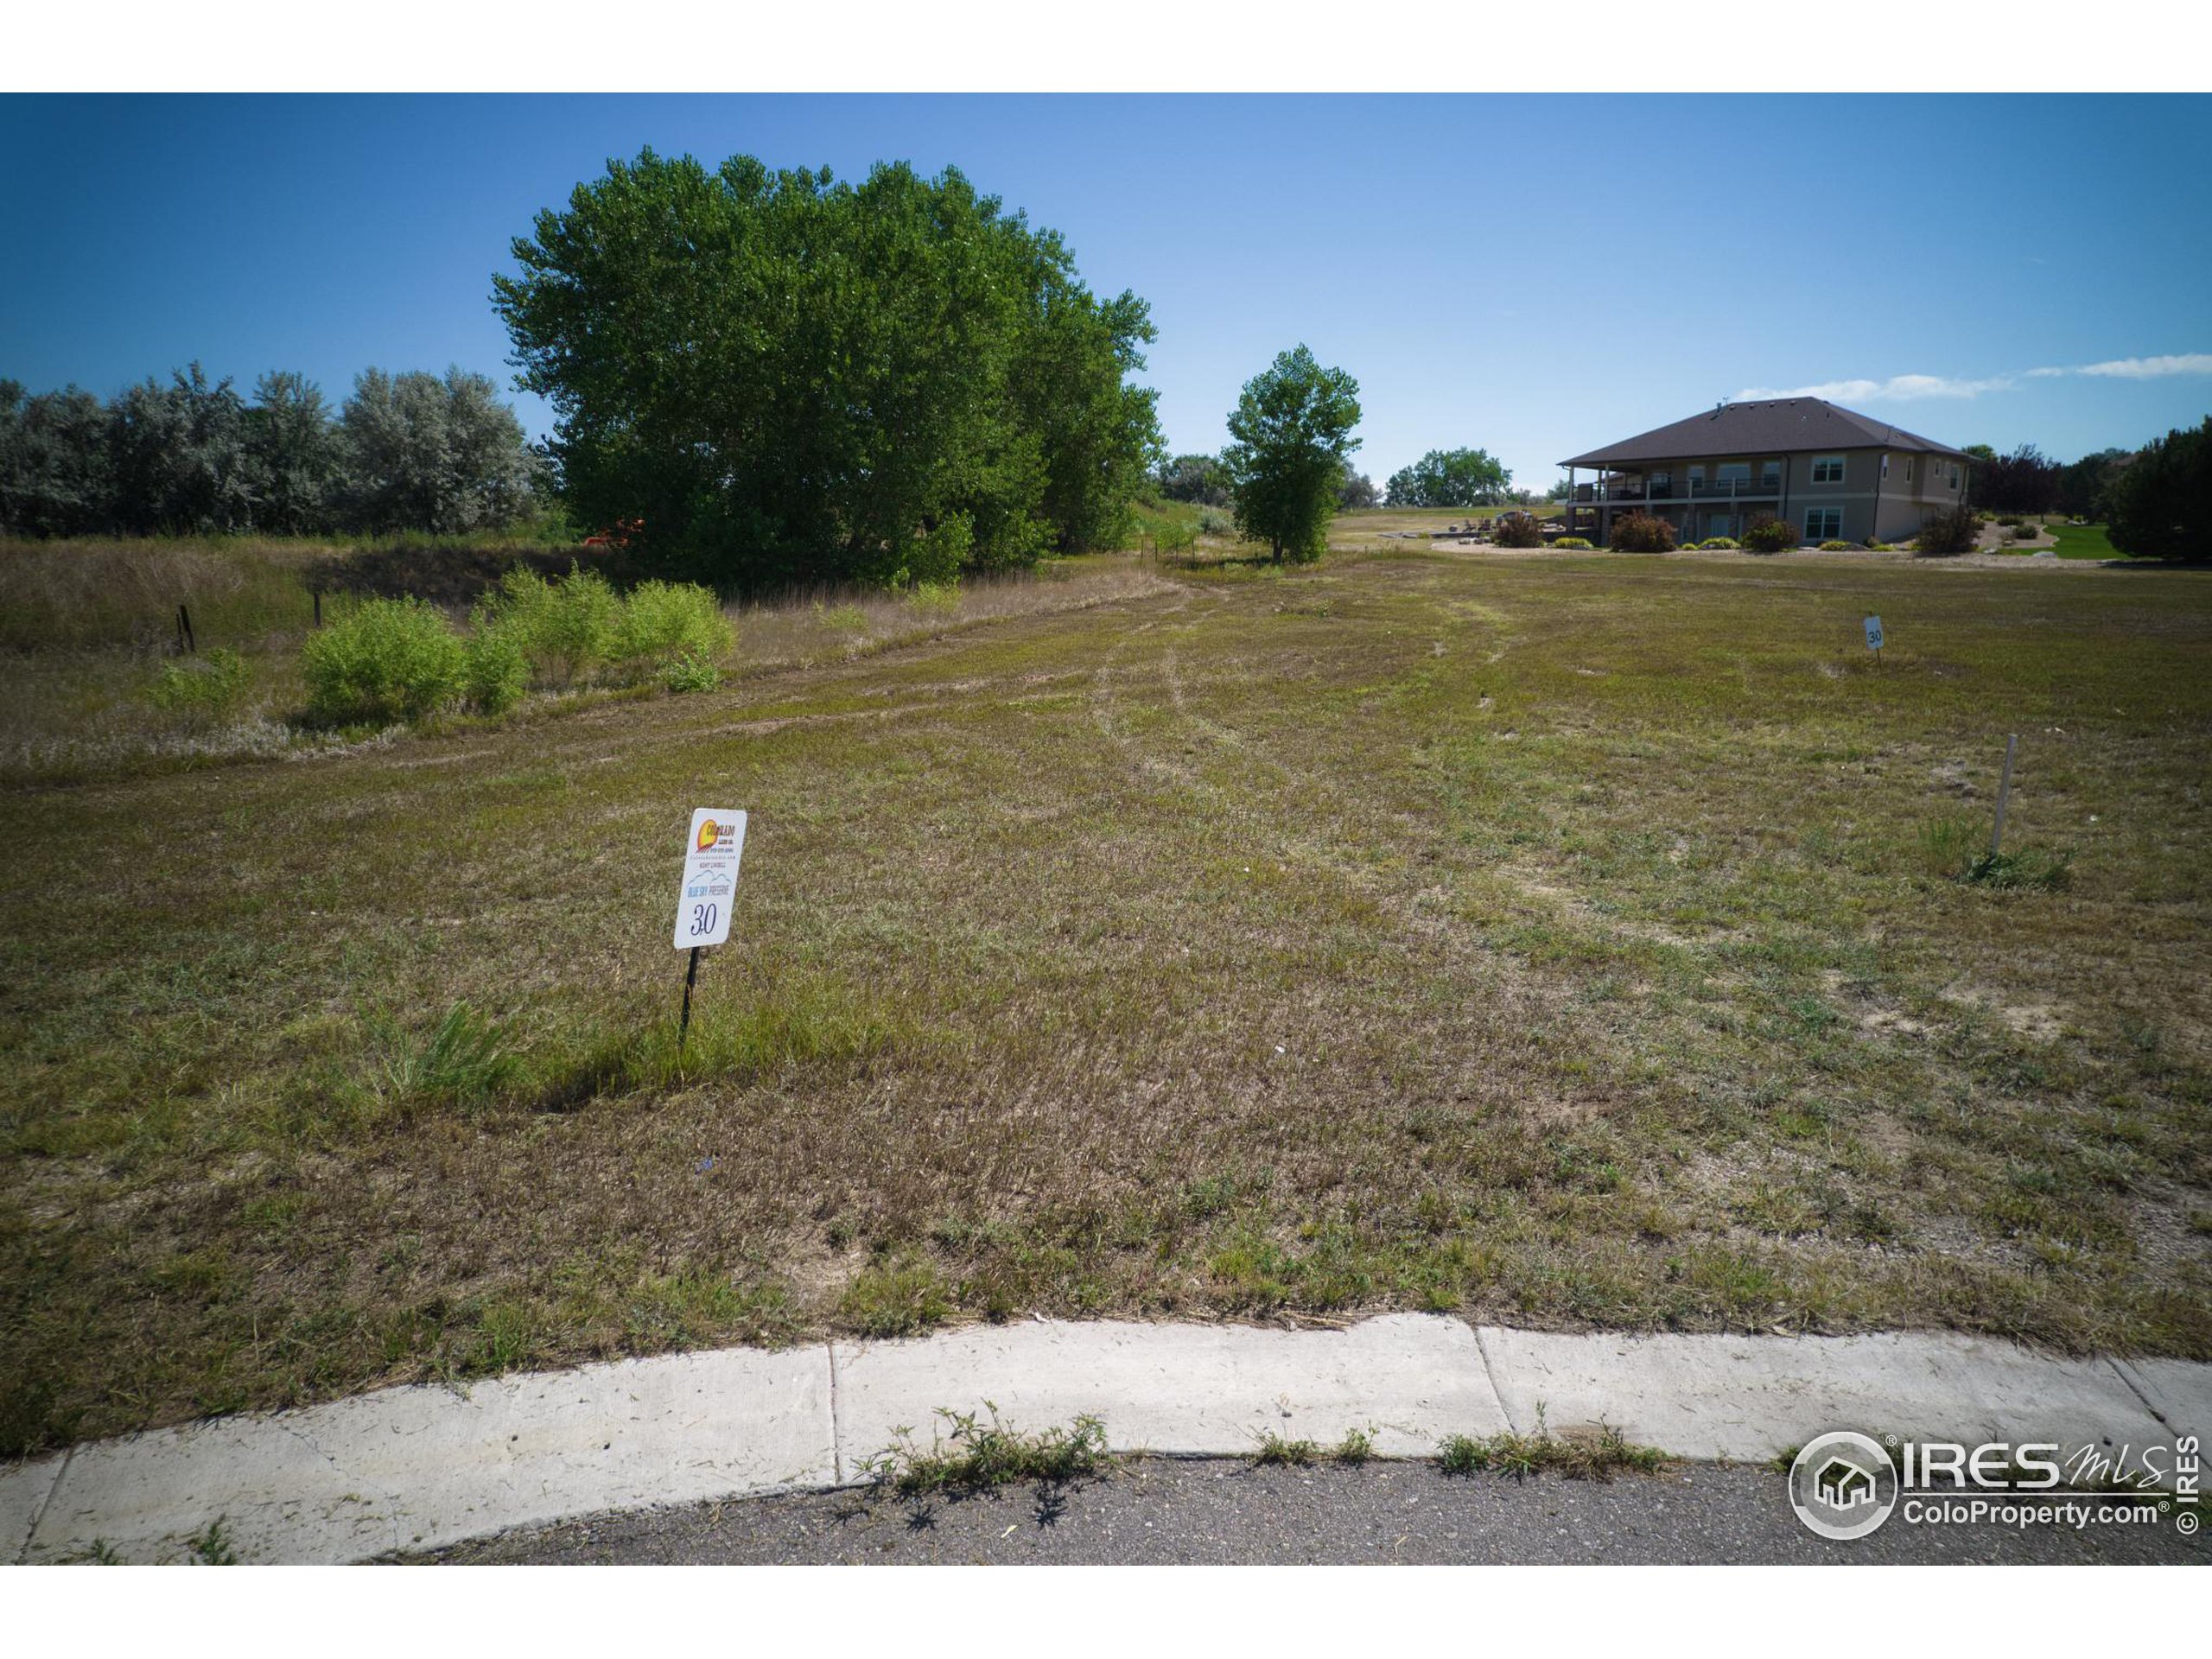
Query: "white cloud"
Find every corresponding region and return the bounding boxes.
[1738,353,2211,404]
[2074,353,2212,379]
[1735,372,2013,402]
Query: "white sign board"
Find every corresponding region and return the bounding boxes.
[674,808,747,950]
[1863,614,1885,652]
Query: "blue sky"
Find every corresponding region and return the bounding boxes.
[3,93,2209,490]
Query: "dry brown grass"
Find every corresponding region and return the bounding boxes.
[3,546,2208,1457]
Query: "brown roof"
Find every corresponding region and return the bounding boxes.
[1560,398,1973,468]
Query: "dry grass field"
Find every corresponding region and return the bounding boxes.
[3,543,2209,1456]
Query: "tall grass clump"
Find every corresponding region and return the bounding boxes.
[301,595,464,726]
[146,646,255,726]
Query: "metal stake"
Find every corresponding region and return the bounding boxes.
[677,944,702,1058]
[1990,734,2018,856]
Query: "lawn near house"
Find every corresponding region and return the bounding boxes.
[3,546,2209,1458]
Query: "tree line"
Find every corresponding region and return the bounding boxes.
[495,151,1161,588]
[1965,423,2209,556]
[0,365,546,540]
[1154,445,1510,512]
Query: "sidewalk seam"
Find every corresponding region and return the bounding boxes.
[827,1340,844,1484]
[1471,1325,1521,1435]
[2106,1357,2172,1434]
[19,1447,72,1564]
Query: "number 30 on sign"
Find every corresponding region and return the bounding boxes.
[674,808,747,949]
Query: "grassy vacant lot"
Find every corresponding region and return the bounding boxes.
[4,545,2209,1455]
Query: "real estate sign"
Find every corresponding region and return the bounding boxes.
[674,808,747,949]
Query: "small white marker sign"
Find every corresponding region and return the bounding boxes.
[674,808,747,949]
[1864,614,1885,652]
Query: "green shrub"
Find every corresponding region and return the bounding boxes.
[1741,516,1796,554]
[1819,539,1859,551]
[1150,517,1197,555]
[148,646,253,723]
[1196,506,1234,537]
[461,621,529,715]
[906,582,963,618]
[1698,537,1739,550]
[611,580,733,683]
[480,563,620,687]
[659,651,720,694]
[2007,523,2038,543]
[1492,514,1542,548]
[1554,536,1593,549]
[1914,505,1980,556]
[900,512,973,587]
[1865,538,1891,550]
[1995,513,2024,527]
[302,596,463,725]
[1608,512,1677,553]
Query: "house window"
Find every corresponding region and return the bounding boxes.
[1904,458,1916,485]
[1880,454,1890,480]
[1810,455,1845,485]
[1948,463,1960,489]
[1806,507,1843,540]
[1649,471,1672,496]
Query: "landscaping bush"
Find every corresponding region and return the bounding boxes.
[1491,515,1542,548]
[1741,516,1795,554]
[610,580,734,683]
[147,646,253,724]
[1607,512,1677,553]
[1697,537,1739,550]
[1865,538,1891,551]
[2008,523,2038,543]
[1995,513,2024,528]
[1914,505,1980,556]
[1554,536,1593,549]
[302,595,463,725]
[1819,539,1859,551]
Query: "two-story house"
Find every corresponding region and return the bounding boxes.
[1559,397,1972,547]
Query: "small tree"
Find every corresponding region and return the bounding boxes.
[1222,346,1362,563]
[2106,417,2210,560]
[1338,468,1379,511]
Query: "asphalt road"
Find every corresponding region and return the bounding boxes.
[416,1459,2209,1565]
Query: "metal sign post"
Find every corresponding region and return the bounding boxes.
[671,808,747,1062]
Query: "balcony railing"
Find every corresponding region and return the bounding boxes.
[1576,475,1784,502]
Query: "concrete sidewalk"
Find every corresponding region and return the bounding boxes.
[5,1315,2206,1564]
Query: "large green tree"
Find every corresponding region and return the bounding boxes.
[1384,447,1512,508]
[493,150,1160,587]
[2106,416,2210,559]
[1221,346,1362,563]
[0,380,111,537]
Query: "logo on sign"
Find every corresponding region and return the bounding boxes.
[696,818,723,851]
